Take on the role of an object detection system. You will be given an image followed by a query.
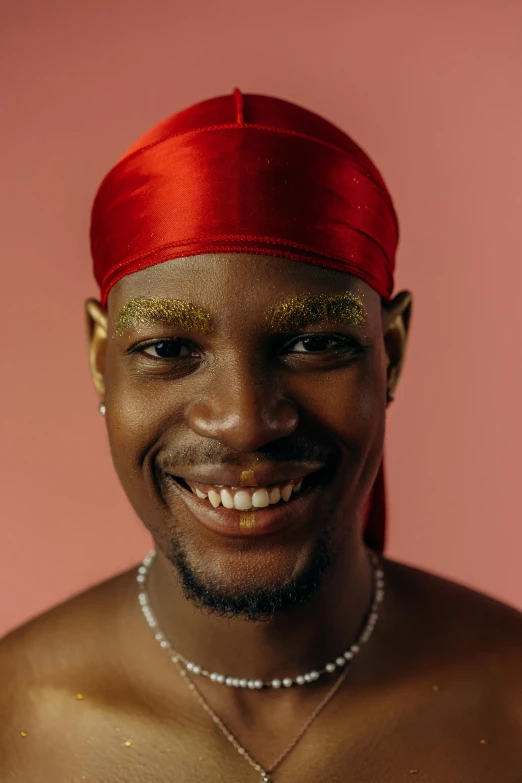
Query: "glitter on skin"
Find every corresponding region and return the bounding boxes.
[240,470,257,486]
[266,292,367,332]
[115,297,211,336]
[124,740,133,748]
[239,511,257,529]
[20,731,27,738]
[480,739,488,745]
[76,693,84,700]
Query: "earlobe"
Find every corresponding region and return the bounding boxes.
[85,299,108,402]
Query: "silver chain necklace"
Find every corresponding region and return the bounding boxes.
[137,548,384,781]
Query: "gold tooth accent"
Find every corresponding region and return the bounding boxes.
[239,511,257,530]
[240,469,257,486]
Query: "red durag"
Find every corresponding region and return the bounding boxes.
[90,89,399,553]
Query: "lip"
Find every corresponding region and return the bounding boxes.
[168,463,323,489]
[165,469,324,538]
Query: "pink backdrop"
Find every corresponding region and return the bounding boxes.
[2,0,521,636]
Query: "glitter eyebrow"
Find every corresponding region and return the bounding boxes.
[115,297,212,335]
[266,293,368,332]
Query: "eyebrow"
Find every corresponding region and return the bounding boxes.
[115,297,212,334]
[266,293,367,331]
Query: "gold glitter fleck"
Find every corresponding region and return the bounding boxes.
[76,693,84,700]
[432,684,440,691]
[240,470,257,486]
[115,297,211,336]
[409,771,419,775]
[239,511,257,529]
[124,740,133,748]
[20,731,27,737]
[480,738,488,745]
[266,293,367,332]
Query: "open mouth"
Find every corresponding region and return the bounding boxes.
[171,472,320,510]
[166,469,325,538]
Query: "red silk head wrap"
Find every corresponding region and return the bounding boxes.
[90,88,399,553]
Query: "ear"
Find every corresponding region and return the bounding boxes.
[381,290,413,402]
[85,299,108,402]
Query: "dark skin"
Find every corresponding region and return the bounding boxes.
[1,253,521,782]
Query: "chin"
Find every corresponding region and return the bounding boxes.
[164,528,333,622]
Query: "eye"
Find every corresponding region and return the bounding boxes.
[141,340,196,359]
[286,334,352,354]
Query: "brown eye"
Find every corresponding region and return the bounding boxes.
[289,335,343,353]
[142,341,193,358]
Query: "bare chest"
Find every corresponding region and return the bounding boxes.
[6,691,521,783]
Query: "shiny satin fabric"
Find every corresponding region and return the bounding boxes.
[90,89,400,553]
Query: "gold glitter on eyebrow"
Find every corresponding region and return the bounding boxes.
[266,293,367,331]
[115,297,211,335]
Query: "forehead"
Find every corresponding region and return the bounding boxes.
[107,253,381,321]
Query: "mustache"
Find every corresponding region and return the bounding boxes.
[158,435,331,471]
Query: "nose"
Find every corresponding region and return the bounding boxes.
[187,360,299,452]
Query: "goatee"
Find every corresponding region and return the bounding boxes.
[167,531,333,623]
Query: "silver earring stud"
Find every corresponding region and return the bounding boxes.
[99,403,106,416]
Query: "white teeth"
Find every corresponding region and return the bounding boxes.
[190,479,305,507]
[281,484,293,502]
[268,486,281,504]
[233,490,253,510]
[208,489,222,508]
[220,488,235,508]
[252,489,270,508]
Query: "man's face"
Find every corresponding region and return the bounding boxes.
[99,253,389,619]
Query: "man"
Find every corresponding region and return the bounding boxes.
[1,89,521,782]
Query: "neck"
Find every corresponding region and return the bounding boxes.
[145,538,375,684]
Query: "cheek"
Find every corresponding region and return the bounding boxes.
[104,374,176,527]
[103,352,172,477]
[298,350,387,444]
[106,381,147,457]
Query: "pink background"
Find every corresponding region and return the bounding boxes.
[2,0,521,636]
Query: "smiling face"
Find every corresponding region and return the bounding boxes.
[87,253,409,620]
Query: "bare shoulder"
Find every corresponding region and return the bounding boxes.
[383,556,522,647]
[383,556,522,710]
[0,567,138,759]
[0,566,136,674]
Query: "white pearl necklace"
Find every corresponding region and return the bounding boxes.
[137,548,384,689]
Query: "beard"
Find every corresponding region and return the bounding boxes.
[166,529,333,623]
